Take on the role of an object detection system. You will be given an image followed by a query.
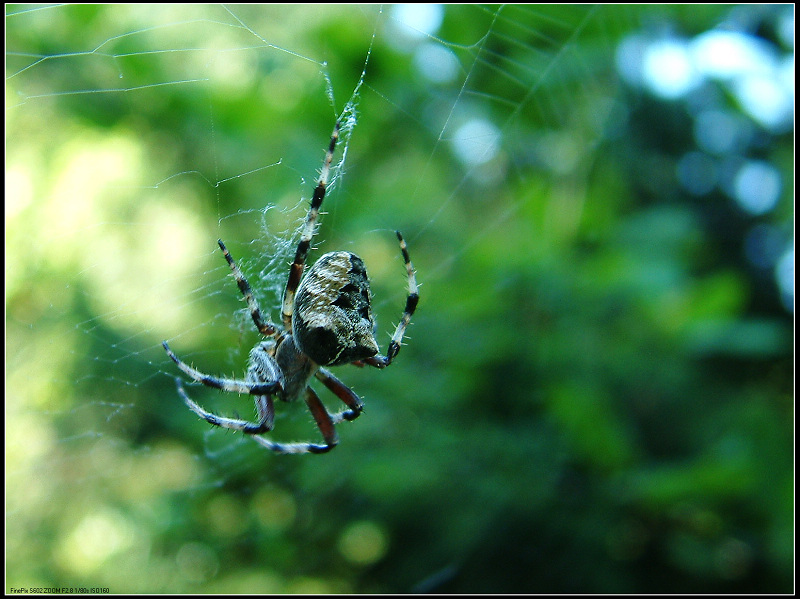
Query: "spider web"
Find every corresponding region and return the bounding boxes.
[6,4,793,594]
[6,4,592,474]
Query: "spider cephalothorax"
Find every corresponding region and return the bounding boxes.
[163,122,418,454]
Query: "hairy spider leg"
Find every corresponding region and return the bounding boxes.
[364,231,419,368]
[249,387,338,454]
[162,341,281,396]
[175,377,276,435]
[282,121,341,332]
[314,367,365,423]
[217,239,278,337]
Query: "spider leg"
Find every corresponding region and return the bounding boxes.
[363,231,419,368]
[175,377,275,434]
[315,367,364,423]
[250,387,338,454]
[217,239,278,337]
[162,341,281,395]
[282,121,340,332]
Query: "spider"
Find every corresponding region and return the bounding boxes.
[162,121,418,454]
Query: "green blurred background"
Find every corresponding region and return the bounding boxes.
[6,4,794,593]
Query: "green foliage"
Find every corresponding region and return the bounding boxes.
[6,4,793,594]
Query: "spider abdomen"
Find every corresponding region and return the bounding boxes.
[293,251,379,366]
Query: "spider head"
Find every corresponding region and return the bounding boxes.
[293,251,379,366]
